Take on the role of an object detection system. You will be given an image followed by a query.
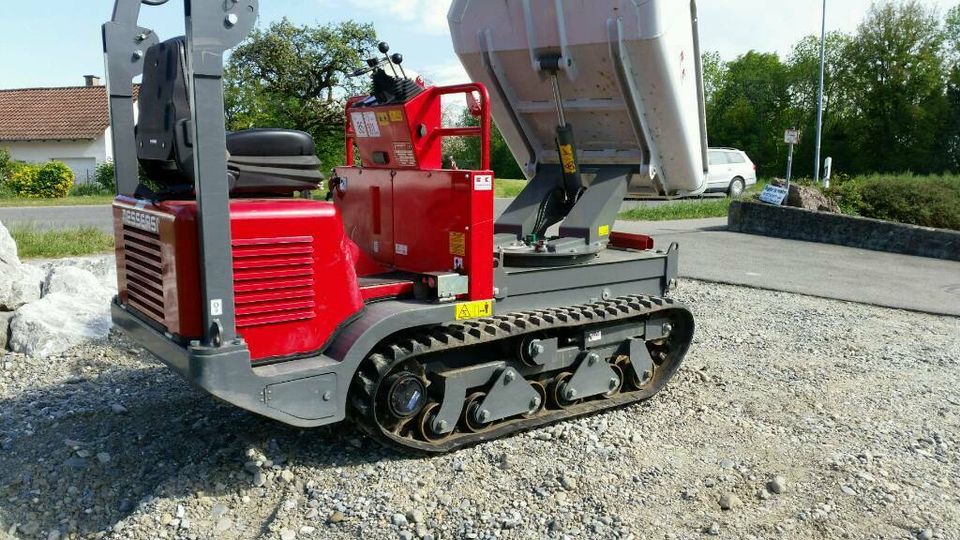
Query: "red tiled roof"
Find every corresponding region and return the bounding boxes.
[0,85,133,142]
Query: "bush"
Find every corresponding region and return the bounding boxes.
[6,160,74,198]
[70,182,111,197]
[827,173,960,230]
[0,147,11,180]
[95,161,116,192]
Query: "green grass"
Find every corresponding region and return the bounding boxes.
[619,198,734,221]
[9,226,115,259]
[0,195,114,207]
[495,179,526,198]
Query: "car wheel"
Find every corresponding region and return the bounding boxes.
[728,177,746,198]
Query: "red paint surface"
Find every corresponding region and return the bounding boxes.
[609,231,656,251]
[113,197,365,362]
[333,168,495,302]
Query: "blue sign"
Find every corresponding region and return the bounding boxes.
[759,185,789,206]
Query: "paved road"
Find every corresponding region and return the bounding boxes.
[2,201,957,316]
[0,205,114,232]
[0,197,717,233]
[616,217,960,317]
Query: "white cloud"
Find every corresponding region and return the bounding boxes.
[322,0,452,35]
[420,62,470,87]
[698,0,952,60]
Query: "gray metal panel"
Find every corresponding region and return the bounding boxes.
[183,0,259,346]
[102,1,159,196]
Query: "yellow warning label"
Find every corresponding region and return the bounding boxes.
[455,300,493,321]
[376,112,390,126]
[559,144,577,174]
[449,232,466,257]
[389,110,404,122]
[599,225,611,237]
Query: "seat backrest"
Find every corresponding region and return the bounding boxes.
[135,37,324,199]
[136,37,197,192]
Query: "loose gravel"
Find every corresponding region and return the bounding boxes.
[0,280,957,540]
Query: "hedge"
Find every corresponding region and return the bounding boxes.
[5,161,75,198]
[827,174,960,231]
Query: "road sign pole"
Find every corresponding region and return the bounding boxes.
[814,0,828,186]
[786,142,795,191]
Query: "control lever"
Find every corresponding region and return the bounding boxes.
[378,42,400,78]
[391,53,408,79]
[349,57,386,78]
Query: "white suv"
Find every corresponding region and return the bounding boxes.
[706,148,757,197]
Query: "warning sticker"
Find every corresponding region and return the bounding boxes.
[363,112,381,138]
[474,174,493,191]
[449,232,466,256]
[598,225,611,237]
[351,112,369,138]
[559,144,577,174]
[376,111,390,126]
[389,110,404,122]
[455,300,493,321]
[393,142,417,167]
[395,243,409,256]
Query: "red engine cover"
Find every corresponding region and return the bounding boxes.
[113,197,365,362]
[332,168,494,301]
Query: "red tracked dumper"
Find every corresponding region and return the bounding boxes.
[105,0,702,452]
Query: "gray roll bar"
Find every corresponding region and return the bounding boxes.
[103,0,260,349]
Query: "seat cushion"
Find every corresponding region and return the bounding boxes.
[227,129,316,157]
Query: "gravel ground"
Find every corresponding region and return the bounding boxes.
[0,280,957,540]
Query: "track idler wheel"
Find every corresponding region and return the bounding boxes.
[383,371,427,420]
[463,392,493,432]
[550,372,580,409]
[605,363,624,397]
[523,381,547,418]
[417,402,452,443]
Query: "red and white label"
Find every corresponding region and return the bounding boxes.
[474,174,493,191]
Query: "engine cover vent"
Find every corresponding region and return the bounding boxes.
[121,227,166,325]
[232,236,316,329]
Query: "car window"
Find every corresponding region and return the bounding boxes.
[727,152,746,164]
[708,152,727,166]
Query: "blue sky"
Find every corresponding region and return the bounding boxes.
[0,0,954,90]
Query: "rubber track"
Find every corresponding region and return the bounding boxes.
[350,295,695,453]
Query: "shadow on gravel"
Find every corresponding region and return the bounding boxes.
[0,364,397,538]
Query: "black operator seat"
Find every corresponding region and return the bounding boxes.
[135,37,324,198]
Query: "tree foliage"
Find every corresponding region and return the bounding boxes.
[224,19,377,171]
[443,108,524,179]
[704,0,958,178]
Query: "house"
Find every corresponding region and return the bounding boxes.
[0,76,137,184]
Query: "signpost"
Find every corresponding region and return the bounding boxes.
[784,128,800,191]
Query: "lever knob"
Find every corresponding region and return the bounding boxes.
[378,42,390,54]
[390,53,404,65]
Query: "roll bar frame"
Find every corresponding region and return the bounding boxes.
[103,0,259,350]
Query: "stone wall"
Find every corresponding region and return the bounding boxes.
[728,201,960,262]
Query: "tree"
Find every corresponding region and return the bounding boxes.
[224,19,377,170]
[707,51,791,177]
[444,108,524,179]
[946,4,960,63]
[843,1,947,173]
[786,31,855,177]
[701,51,726,107]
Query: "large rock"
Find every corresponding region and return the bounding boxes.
[36,255,118,292]
[786,183,840,213]
[8,292,113,357]
[0,263,42,311]
[0,220,20,266]
[43,265,116,302]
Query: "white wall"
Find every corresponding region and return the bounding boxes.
[2,132,109,184]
